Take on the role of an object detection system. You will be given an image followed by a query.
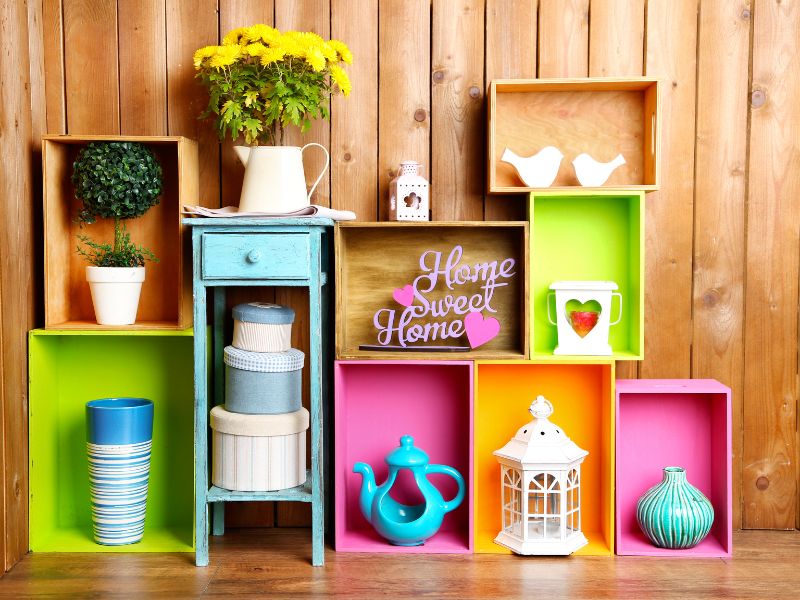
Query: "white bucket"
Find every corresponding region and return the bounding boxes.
[86,266,145,325]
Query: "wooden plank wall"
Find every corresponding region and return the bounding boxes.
[2,0,799,563]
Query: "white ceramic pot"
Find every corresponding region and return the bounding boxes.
[86,266,145,326]
[233,144,330,214]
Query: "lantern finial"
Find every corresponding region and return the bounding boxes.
[529,395,553,419]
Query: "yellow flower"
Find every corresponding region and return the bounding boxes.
[330,64,351,96]
[209,45,241,69]
[328,39,353,65]
[305,46,326,72]
[245,24,280,46]
[222,27,249,46]
[278,32,306,59]
[243,42,266,58]
[193,45,218,68]
[259,47,286,66]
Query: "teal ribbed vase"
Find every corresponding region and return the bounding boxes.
[636,467,714,549]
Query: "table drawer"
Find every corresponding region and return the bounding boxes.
[201,233,310,280]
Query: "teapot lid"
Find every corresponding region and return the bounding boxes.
[385,435,429,467]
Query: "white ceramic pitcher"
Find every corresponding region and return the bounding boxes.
[234,144,330,214]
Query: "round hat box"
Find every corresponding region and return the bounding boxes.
[232,303,295,352]
[224,346,304,414]
[211,405,309,492]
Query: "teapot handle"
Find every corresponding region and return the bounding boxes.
[425,464,465,514]
[301,143,330,202]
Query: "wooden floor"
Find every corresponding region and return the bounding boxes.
[1,529,799,599]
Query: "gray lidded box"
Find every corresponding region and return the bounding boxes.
[224,346,304,414]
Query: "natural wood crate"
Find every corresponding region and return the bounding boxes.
[487,78,661,193]
[336,222,528,360]
[43,135,200,329]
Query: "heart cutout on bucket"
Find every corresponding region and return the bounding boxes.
[565,299,602,338]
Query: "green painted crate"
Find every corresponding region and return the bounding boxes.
[29,329,195,552]
[528,191,645,361]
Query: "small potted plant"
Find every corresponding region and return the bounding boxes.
[194,25,352,214]
[72,142,162,326]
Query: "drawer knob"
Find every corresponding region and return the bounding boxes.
[246,249,262,263]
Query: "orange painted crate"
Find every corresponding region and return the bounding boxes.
[42,135,200,330]
[473,359,615,556]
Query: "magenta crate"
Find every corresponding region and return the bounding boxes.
[334,360,473,553]
[615,379,732,557]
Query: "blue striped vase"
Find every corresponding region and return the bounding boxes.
[86,398,154,546]
[636,466,714,549]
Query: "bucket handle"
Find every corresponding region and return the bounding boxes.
[610,292,623,326]
[301,143,330,202]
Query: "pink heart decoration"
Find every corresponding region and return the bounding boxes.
[392,284,415,307]
[464,311,501,349]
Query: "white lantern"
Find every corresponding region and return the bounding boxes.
[389,161,430,221]
[493,395,588,555]
[547,280,622,355]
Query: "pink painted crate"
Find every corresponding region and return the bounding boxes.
[615,379,732,557]
[334,360,473,553]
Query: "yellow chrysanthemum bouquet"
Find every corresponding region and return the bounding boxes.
[194,25,352,145]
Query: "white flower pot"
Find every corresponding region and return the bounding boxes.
[86,266,145,325]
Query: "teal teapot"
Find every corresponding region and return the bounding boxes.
[353,435,465,546]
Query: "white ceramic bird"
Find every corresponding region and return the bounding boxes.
[501,146,564,188]
[572,153,626,187]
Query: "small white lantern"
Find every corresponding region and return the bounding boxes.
[389,161,429,221]
[493,395,589,555]
[547,280,622,355]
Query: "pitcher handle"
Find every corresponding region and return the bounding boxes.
[301,143,330,202]
[425,464,465,514]
[610,292,623,326]
[546,292,557,325]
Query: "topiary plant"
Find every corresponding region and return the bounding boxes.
[72,142,163,267]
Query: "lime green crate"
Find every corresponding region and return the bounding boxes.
[528,190,645,361]
[29,328,195,552]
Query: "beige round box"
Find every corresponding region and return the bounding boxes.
[210,405,308,492]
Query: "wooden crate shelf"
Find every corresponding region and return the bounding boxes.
[28,329,195,552]
[335,222,529,360]
[529,190,644,361]
[43,135,200,330]
[334,360,473,554]
[474,360,615,556]
[615,379,732,558]
[487,78,660,193]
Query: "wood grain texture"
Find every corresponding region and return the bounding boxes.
[118,0,167,135]
[431,0,485,221]
[219,0,275,209]
[378,0,430,221]
[3,530,800,598]
[742,0,800,530]
[589,0,645,77]
[484,0,537,221]
[693,0,751,530]
[166,0,219,206]
[42,0,66,133]
[640,0,697,381]
[330,0,378,219]
[537,0,589,78]
[0,0,37,570]
[275,0,331,208]
[63,0,119,133]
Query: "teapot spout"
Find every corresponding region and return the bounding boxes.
[353,462,377,523]
[233,145,251,167]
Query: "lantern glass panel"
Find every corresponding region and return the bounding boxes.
[501,466,523,538]
[566,468,580,534]
[527,472,562,540]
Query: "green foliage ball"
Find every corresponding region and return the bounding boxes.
[72,142,163,224]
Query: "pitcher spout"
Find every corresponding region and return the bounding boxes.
[353,462,377,523]
[233,145,251,167]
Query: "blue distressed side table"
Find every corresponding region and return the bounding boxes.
[183,217,333,566]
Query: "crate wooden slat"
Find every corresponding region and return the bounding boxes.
[43,134,200,329]
[335,222,529,360]
[487,78,661,193]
